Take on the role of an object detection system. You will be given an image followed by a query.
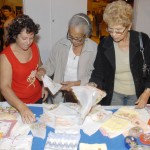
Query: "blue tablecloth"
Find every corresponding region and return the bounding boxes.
[29,106,145,150]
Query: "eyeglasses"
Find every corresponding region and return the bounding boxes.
[67,32,86,43]
[106,27,127,35]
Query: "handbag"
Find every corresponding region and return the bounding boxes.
[139,32,150,78]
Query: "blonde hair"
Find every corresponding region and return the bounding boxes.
[103,0,133,27]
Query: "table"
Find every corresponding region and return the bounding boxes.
[29,105,148,150]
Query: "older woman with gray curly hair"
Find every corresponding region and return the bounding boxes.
[36,13,98,103]
[89,0,150,108]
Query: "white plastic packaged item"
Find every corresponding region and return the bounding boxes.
[44,132,80,150]
[71,85,106,121]
[42,74,62,95]
[79,143,107,150]
[43,103,83,126]
[0,120,17,138]
[0,135,33,150]
[30,122,46,139]
[89,105,112,122]
[130,145,150,150]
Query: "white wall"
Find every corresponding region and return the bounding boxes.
[133,0,150,36]
[23,0,52,62]
[23,0,87,62]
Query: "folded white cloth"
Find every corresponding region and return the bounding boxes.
[0,135,33,150]
[42,74,62,95]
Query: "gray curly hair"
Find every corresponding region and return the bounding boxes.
[68,13,92,37]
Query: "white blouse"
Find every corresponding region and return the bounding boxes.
[64,45,79,81]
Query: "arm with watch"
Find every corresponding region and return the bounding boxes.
[135,88,150,109]
[135,33,150,108]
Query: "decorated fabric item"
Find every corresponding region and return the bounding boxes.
[128,126,144,138]
[131,118,150,134]
[100,115,132,138]
[42,74,62,95]
[88,105,112,122]
[8,114,31,137]
[43,103,58,113]
[38,113,55,128]
[79,143,107,150]
[44,132,80,150]
[0,113,17,120]
[100,107,139,138]
[0,120,17,138]
[0,135,33,150]
[71,85,106,121]
[43,102,81,123]
[0,105,18,115]
[0,102,31,137]
[0,105,19,119]
[113,107,138,121]
[43,102,82,126]
[80,105,112,136]
[30,122,46,139]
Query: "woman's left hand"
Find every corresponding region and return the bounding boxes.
[135,90,149,109]
[61,81,75,91]
[42,87,49,101]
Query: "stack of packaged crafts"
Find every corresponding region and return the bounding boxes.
[99,107,150,138]
[0,102,32,150]
[39,85,107,132]
[40,81,108,149]
[81,105,112,136]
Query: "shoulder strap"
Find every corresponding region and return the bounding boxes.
[139,32,146,64]
[139,32,144,52]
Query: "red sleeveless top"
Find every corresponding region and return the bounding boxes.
[1,42,42,103]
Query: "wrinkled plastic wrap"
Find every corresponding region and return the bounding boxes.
[71,85,106,121]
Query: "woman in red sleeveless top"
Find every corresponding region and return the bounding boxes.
[0,15,48,123]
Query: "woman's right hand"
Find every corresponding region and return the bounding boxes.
[87,82,97,88]
[19,105,36,124]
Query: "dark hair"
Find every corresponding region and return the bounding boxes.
[1,5,12,12]
[7,14,40,45]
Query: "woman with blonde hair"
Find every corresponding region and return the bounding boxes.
[89,0,150,108]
